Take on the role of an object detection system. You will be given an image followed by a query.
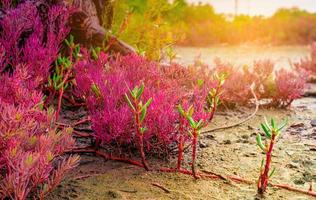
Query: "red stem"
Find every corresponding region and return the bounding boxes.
[95,151,144,168]
[62,94,86,107]
[191,132,198,179]
[271,183,316,197]
[177,116,184,170]
[133,97,150,171]
[55,46,73,121]
[71,148,144,168]
[72,130,91,138]
[72,117,91,126]
[258,134,276,194]
[55,86,64,121]
[55,69,72,121]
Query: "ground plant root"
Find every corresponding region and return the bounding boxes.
[72,130,92,138]
[271,183,316,197]
[56,117,91,128]
[159,168,316,197]
[72,117,91,126]
[151,182,171,193]
[201,84,259,134]
[71,148,144,168]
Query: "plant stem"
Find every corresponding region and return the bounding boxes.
[55,85,64,121]
[177,117,184,170]
[71,148,144,168]
[134,98,150,171]
[55,69,71,121]
[55,47,73,121]
[191,131,198,179]
[258,134,276,194]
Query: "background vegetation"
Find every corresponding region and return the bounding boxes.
[112,0,316,50]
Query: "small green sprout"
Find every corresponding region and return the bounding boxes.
[125,83,152,170]
[177,104,207,179]
[256,117,288,152]
[257,117,288,195]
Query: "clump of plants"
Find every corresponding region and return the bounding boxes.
[0,62,79,200]
[0,101,79,199]
[73,45,226,173]
[0,0,70,80]
[256,117,287,194]
[0,2,79,199]
[211,58,308,108]
[75,52,183,154]
[293,44,316,81]
[272,69,308,107]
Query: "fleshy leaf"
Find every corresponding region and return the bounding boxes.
[187,116,196,128]
[277,118,288,132]
[140,106,147,123]
[125,94,135,111]
[261,123,271,139]
[271,118,276,129]
[136,84,145,99]
[269,167,276,178]
[256,134,266,152]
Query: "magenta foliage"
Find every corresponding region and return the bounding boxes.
[0,2,78,199]
[75,51,133,144]
[0,61,78,200]
[75,51,215,154]
[0,1,70,85]
[0,100,78,199]
[0,66,44,106]
[273,69,308,107]
[293,44,316,79]
[212,59,253,106]
[211,58,308,107]
[0,67,79,200]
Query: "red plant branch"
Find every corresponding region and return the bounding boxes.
[177,116,185,170]
[132,96,150,171]
[72,117,91,126]
[71,148,144,168]
[151,182,171,193]
[258,134,276,194]
[55,69,72,121]
[271,183,316,197]
[191,130,199,179]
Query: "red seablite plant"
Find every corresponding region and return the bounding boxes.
[176,74,224,179]
[74,52,183,153]
[0,52,79,200]
[0,101,79,200]
[0,65,79,200]
[293,43,316,79]
[256,117,287,194]
[0,1,70,82]
[211,58,308,107]
[272,69,308,107]
[125,84,152,170]
[0,2,79,199]
[177,105,207,179]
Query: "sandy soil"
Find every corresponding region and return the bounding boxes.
[47,96,316,200]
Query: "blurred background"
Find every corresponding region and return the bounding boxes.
[111,0,316,67]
